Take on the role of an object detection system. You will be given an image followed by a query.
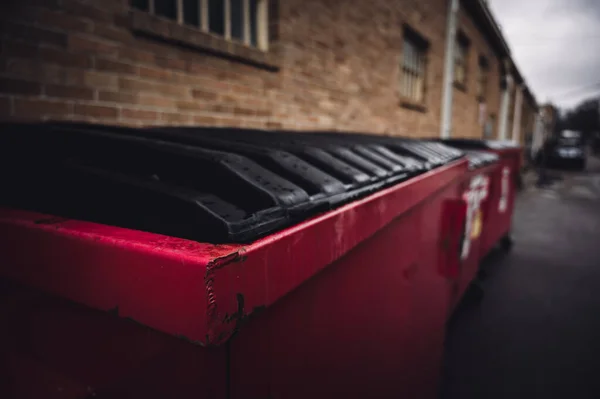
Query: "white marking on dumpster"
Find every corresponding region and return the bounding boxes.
[498,167,510,213]
[461,174,489,260]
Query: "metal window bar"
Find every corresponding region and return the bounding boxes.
[201,0,208,31]
[135,0,267,49]
[243,0,251,45]
[257,0,269,50]
[402,39,425,101]
[177,0,184,23]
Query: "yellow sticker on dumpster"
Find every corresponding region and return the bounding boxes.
[470,209,483,240]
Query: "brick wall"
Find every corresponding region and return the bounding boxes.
[0,0,505,139]
[451,9,503,139]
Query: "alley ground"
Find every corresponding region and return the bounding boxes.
[441,154,600,399]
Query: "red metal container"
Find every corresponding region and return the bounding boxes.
[450,151,499,308]
[482,143,522,254]
[440,140,523,257]
[0,124,472,398]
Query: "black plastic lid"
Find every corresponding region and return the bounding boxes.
[0,123,464,243]
[462,150,500,170]
[437,138,521,150]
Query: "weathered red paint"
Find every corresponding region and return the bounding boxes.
[449,162,499,308]
[479,147,522,257]
[0,158,471,398]
[0,278,228,399]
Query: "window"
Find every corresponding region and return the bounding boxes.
[401,28,428,104]
[477,56,489,100]
[484,114,495,138]
[131,0,269,50]
[454,33,469,87]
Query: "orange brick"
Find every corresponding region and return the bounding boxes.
[98,91,137,104]
[95,58,136,74]
[74,104,118,119]
[193,115,218,125]
[176,100,207,111]
[266,121,284,129]
[154,82,190,98]
[119,77,156,93]
[137,94,175,108]
[161,112,193,123]
[14,98,71,118]
[92,24,133,44]
[138,66,171,80]
[232,106,256,116]
[207,104,233,113]
[191,88,218,101]
[83,71,118,89]
[65,70,118,90]
[68,35,118,56]
[156,56,187,71]
[45,84,94,100]
[121,108,159,121]
[118,48,155,64]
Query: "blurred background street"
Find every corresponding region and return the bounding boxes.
[442,154,600,398]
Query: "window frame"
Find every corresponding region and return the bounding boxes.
[400,26,429,108]
[454,32,470,89]
[135,0,269,51]
[477,55,489,101]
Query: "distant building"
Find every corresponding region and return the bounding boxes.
[540,104,559,136]
[0,0,537,141]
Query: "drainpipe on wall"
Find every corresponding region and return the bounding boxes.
[440,0,460,139]
[511,84,524,143]
[497,72,513,140]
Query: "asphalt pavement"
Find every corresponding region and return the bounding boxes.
[441,154,600,399]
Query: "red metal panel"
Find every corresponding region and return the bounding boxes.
[227,168,470,399]
[207,161,469,345]
[0,209,236,344]
[0,158,469,398]
[0,160,469,347]
[453,163,498,305]
[229,207,441,398]
[480,148,521,256]
[0,279,228,399]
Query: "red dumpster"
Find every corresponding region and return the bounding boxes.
[0,123,470,399]
[449,150,499,308]
[439,140,522,257]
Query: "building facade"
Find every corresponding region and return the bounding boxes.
[0,0,536,140]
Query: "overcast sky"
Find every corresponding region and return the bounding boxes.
[488,0,600,110]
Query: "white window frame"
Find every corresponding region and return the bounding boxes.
[142,0,269,50]
[400,36,427,103]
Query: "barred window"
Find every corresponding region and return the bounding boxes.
[477,56,489,100]
[401,29,428,103]
[131,0,269,50]
[454,33,469,86]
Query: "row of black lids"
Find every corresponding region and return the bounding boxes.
[0,123,471,243]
